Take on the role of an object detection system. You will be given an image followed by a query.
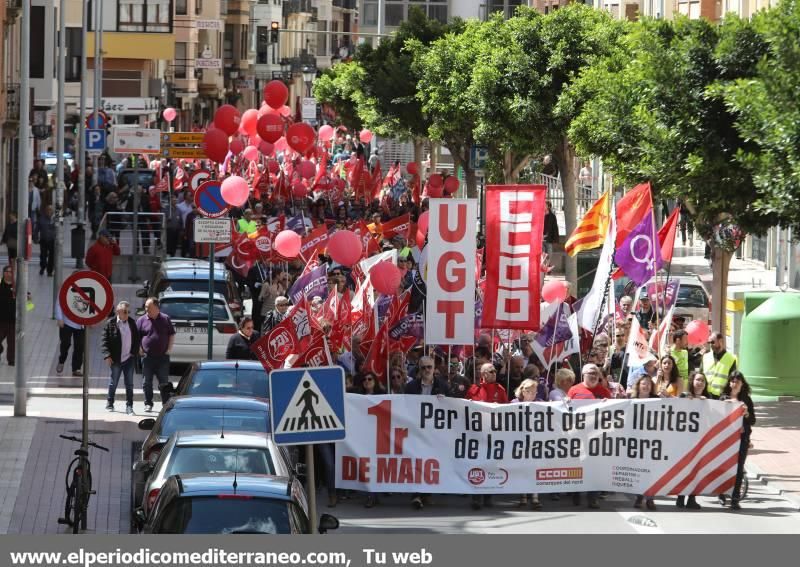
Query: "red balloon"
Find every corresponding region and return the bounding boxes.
[229,137,245,155]
[259,140,275,156]
[266,159,280,174]
[428,174,443,188]
[371,261,402,295]
[406,162,418,175]
[257,113,284,144]
[202,128,229,163]
[542,280,569,303]
[334,177,346,190]
[426,183,444,198]
[286,122,316,154]
[415,229,426,250]
[264,80,289,110]
[298,160,316,179]
[686,320,710,346]
[291,180,308,199]
[417,211,429,234]
[214,104,241,136]
[274,230,301,258]
[444,176,459,194]
[327,230,363,267]
[241,108,259,136]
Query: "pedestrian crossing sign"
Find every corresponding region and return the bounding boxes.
[269,366,347,445]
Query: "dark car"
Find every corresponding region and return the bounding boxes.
[138,474,339,534]
[133,396,270,509]
[137,263,243,317]
[175,361,270,399]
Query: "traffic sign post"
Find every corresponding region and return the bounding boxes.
[161,132,207,159]
[269,366,346,533]
[85,129,106,155]
[58,271,114,475]
[189,169,211,193]
[194,180,230,218]
[195,218,233,359]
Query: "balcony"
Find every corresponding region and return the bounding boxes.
[289,52,317,74]
[6,0,22,21]
[332,0,357,9]
[4,83,20,123]
[284,0,313,16]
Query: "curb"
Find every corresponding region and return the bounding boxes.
[0,385,149,402]
[745,461,800,511]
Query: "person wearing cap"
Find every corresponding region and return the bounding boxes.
[634,290,657,330]
[85,229,121,280]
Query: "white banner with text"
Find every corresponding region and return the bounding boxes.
[335,396,744,495]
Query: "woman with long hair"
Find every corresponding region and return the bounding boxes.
[655,354,682,397]
[630,375,659,510]
[720,371,756,510]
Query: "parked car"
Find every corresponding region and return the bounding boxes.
[138,474,339,534]
[132,396,271,511]
[156,291,238,363]
[175,361,269,399]
[615,274,711,324]
[137,431,293,521]
[137,263,242,317]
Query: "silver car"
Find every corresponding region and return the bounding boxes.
[138,431,295,522]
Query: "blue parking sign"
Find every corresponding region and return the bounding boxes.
[85,129,106,153]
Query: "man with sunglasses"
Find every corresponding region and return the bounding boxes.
[102,301,141,414]
[702,332,737,398]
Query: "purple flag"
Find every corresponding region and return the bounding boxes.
[389,313,424,341]
[615,213,662,286]
[289,264,328,304]
[646,280,681,310]
[534,304,573,348]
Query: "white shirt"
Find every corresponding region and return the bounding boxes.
[117,316,132,363]
[176,200,193,225]
[55,303,83,330]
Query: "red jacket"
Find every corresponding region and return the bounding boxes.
[466,382,508,404]
[85,240,120,280]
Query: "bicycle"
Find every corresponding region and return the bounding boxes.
[57,434,109,533]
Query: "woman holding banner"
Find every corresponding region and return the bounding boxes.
[512,380,543,510]
[630,375,659,511]
[720,371,756,511]
[675,371,710,509]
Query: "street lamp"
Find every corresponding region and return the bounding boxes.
[302,65,316,97]
[280,58,292,83]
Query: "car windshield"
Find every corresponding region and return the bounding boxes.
[160,408,269,437]
[186,369,269,398]
[676,285,708,308]
[159,280,229,297]
[157,497,293,534]
[166,447,275,476]
[160,299,229,321]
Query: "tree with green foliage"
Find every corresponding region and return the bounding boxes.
[312,61,367,132]
[568,15,782,334]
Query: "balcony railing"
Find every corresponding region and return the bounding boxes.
[6,0,22,20]
[284,0,313,17]
[332,0,357,9]
[4,83,20,123]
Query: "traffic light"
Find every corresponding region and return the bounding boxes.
[270,21,279,43]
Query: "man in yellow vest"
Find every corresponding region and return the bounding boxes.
[702,332,737,398]
[237,209,257,235]
[670,329,690,390]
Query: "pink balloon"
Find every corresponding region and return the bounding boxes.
[286,123,316,154]
[214,104,241,136]
[371,261,402,295]
[243,145,259,161]
[318,124,334,142]
[291,180,308,199]
[298,160,316,179]
[163,107,177,122]
[542,280,569,303]
[417,211,429,234]
[274,137,288,152]
[279,105,291,117]
[275,230,302,258]
[241,109,259,136]
[249,133,262,147]
[221,176,250,207]
[359,129,373,143]
[259,140,275,156]
[686,320,710,346]
[263,80,289,110]
[229,137,245,155]
[327,230,363,267]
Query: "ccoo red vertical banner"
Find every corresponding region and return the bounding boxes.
[481,185,546,330]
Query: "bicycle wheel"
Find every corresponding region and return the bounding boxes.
[80,469,92,531]
[71,477,83,534]
[741,475,749,500]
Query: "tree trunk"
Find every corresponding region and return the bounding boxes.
[413,138,424,184]
[464,166,478,200]
[710,244,733,336]
[429,142,438,174]
[503,150,531,183]
[554,137,578,289]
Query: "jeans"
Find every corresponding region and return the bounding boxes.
[141,352,170,405]
[108,357,135,406]
[58,326,84,372]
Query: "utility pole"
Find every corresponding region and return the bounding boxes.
[92,0,101,188]
[15,0,31,416]
[76,0,89,268]
[377,0,384,46]
[54,0,66,317]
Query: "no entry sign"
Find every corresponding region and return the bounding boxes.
[194,180,230,218]
[58,271,114,326]
[189,169,211,193]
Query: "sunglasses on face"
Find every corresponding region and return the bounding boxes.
[420,365,433,370]
[364,377,374,382]
[484,369,497,374]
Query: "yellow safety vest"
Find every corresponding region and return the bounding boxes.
[237,218,257,234]
[702,351,737,396]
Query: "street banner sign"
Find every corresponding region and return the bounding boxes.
[162,132,205,144]
[58,271,114,327]
[194,218,233,243]
[85,129,106,154]
[302,98,317,122]
[111,127,161,154]
[269,366,346,446]
[189,169,211,193]
[196,58,222,69]
[161,147,207,159]
[194,180,230,218]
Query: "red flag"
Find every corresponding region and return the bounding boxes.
[363,323,389,385]
[173,164,186,190]
[251,316,302,370]
[615,182,653,248]
[410,174,421,206]
[155,174,170,193]
[658,207,680,263]
[301,249,320,276]
[371,162,384,201]
[290,335,332,368]
[379,214,412,240]
[299,225,330,258]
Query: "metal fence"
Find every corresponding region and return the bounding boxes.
[532,172,598,216]
[99,212,167,256]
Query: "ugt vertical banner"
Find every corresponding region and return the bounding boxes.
[481,185,546,330]
[425,199,478,345]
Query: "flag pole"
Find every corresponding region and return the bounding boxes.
[649,187,661,351]
[546,302,562,384]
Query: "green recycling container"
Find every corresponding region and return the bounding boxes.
[739,293,800,397]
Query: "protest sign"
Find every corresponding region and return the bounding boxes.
[336,396,743,495]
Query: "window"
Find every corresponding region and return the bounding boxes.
[224,24,234,60]
[257,26,270,64]
[175,42,187,79]
[65,27,83,82]
[428,4,447,22]
[241,24,249,61]
[118,0,172,33]
[176,0,187,15]
[385,3,404,26]
[362,2,377,25]
[195,0,202,15]
[30,6,45,79]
